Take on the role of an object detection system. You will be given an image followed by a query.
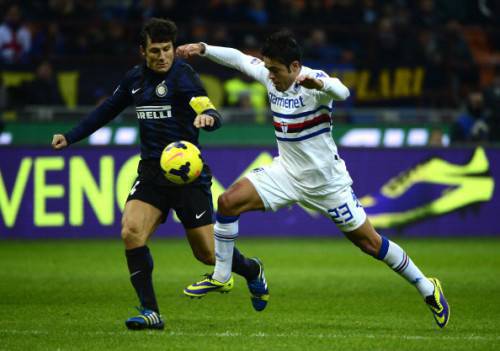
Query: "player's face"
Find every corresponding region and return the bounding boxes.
[264,57,301,92]
[141,37,174,74]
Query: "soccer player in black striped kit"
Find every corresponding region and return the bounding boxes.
[52,18,262,330]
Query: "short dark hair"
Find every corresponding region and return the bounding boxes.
[261,30,302,66]
[140,18,177,48]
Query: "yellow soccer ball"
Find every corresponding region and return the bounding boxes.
[160,141,203,184]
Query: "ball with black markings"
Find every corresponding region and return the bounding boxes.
[160,141,203,184]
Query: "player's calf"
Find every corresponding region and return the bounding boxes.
[343,219,381,257]
[192,247,215,265]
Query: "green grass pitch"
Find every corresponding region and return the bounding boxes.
[1,238,499,351]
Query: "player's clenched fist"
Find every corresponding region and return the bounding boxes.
[193,114,215,128]
[176,43,205,59]
[51,134,68,150]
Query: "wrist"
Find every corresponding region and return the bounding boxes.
[316,78,325,90]
[63,133,72,145]
[199,43,206,55]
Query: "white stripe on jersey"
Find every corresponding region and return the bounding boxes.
[136,105,171,111]
[271,105,332,119]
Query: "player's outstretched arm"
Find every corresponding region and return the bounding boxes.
[59,80,132,147]
[296,74,350,101]
[51,134,68,150]
[176,43,205,58]
[177,43,267,84]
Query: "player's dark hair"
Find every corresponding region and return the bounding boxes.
[261,30,302,67]
[140,18,177,48]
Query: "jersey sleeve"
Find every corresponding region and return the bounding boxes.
[202,44,268,85]
[313,70,350,101]
[64,73,133,145]
[177,64,222,132]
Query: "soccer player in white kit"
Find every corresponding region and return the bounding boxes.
[177,31,449,328]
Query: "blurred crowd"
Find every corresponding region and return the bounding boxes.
[1,0,498,64]
[450,67,500,143]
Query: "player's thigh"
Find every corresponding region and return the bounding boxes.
[122,178,168,243]
[185,224,214,265]
[241,162,299,213]
[303,186,367,233]
[218,178,266,215]
[121,199,164,241]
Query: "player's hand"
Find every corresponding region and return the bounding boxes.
[194,114,215,128]
[51,134,68,150]
[176,43,205,59]
[296,75,324,90]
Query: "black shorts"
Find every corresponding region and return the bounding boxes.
[126,160,214,229]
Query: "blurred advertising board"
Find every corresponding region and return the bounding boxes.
[0,146,497,238]
[0,122,448,148]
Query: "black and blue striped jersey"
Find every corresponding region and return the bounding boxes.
[64,59,221,160]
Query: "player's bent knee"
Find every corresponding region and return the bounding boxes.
[121,223,146,247]
[217,193,239,216]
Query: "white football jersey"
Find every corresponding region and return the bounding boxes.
[203,45,353,194]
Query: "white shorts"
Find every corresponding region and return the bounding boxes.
[245,160,366,233]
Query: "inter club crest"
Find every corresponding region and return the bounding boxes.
[155,80,168,97]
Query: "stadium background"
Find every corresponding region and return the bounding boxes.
[1,1,500,350]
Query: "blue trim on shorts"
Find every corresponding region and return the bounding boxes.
[216,214,240,223]
[376,236,390,260]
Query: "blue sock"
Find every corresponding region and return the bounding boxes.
[232,247,259,281]
[125,246,159,313]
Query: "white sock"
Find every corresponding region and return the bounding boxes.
[377,236,434,297]
[212,215,239,283]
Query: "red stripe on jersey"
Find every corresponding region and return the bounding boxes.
[273,114,331,132]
